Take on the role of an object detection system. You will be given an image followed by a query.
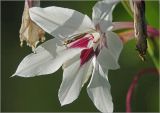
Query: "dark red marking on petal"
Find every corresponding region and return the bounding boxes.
[69,34,94,48]
[80,47,94,66]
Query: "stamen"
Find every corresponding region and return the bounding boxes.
[68,34,94,48]
[63,33,87,45]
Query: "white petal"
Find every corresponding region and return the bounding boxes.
[97,31,123,71]
[87,63,113,113]
[97,47,119,71]
[13,38,82,77]
[58,59,92,105]
[82,61,93,86]
[98,20,113,33]
[29,6,94,39]
[103,0,120,21]
[106,31,123,60]
[62,54,93,86]
[92,0,119,24]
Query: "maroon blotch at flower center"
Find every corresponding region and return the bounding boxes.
[80,47,95,66]
[69,34,94,48]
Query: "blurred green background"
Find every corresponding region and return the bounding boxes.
[1,1,159,112]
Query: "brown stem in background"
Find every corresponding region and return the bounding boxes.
[126,68,159,112]
[133,0,147,61]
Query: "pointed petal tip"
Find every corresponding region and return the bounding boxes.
[59,101,66,107]
[58,89,76,106]
[58,92,66,106]
[58,95,71,106]
[10,74,16,78]
[11,72,37,78]
[112,63,120,70]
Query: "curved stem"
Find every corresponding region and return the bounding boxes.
[126,68,159,112]
[113,22,134,30]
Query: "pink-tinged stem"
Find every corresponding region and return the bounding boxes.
[147,25,160,37]
[113,22,160,38]
[126,68,159,112]
[25,0,40,8]
[113,22,134,30]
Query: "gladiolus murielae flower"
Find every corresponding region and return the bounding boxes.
[13,0,123,112]
[19,0,45,51]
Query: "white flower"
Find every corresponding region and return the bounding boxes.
[13,0,123,113]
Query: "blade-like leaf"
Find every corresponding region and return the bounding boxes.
[121,0,133,18]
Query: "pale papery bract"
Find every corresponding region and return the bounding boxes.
[13,0,123,113]
[19,0,45,51]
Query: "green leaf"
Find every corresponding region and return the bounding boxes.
[145,1,159,69]
[147,38,159,69]
[121,0,133,18]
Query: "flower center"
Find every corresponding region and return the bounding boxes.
[65,32,106,66]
